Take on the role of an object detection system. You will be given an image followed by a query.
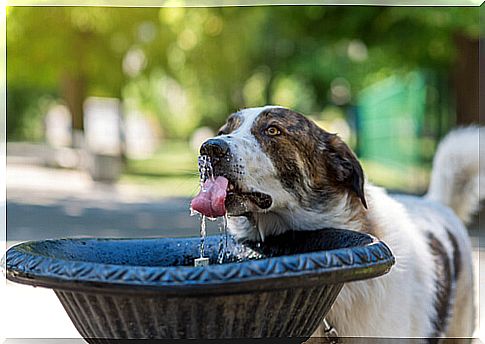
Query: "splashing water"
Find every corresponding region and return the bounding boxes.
[190,155,235,263]
[217,214,229,264]
[199,215,207,258]
[198,155,214,183]
[193,155,214,258]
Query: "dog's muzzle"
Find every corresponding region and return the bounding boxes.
[198,137,273,216]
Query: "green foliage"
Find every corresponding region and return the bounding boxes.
[7,7,160,95]
[122,141,199,197]
[7,86,56,141]
[7,6,480,140]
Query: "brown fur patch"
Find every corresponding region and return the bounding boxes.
[249,107,367,212]
[446,230,461,281]
[427,232,453,338]
[218,113,242,135]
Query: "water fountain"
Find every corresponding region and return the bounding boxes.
[4,228,394,340]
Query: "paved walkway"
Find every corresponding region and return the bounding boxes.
[6,161,223,241]
[2,162,483,341]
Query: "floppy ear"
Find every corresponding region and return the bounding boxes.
[326,135,368,209]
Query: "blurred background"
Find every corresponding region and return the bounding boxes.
[3,6,484,340]
[6,6,482,194]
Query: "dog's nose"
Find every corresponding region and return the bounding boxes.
[200,139,230,158]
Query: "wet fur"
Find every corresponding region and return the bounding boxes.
[205,106,477,339]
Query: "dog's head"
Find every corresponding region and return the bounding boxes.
[200,106,367,241]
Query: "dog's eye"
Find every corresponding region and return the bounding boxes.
[265,126,281,136]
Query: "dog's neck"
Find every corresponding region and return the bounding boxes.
[227,192,369,242]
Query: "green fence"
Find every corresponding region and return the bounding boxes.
[357,72,431,192]
[358,72,427,168]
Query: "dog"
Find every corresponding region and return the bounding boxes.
[198,105,480,340]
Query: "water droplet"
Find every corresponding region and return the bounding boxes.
[199,215,207,258]
[217,214,229,264]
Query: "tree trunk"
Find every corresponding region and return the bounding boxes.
[61,73,86,147]
[452,34,481,125]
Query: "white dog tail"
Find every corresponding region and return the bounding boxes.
[426,126,484,224]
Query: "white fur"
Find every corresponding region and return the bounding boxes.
[214,107,477,338]
[316,185,433,337]
[426,126,485,224]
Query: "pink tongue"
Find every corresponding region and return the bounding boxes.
[191,176,229,218]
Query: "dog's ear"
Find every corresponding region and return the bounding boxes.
[326,134,368,209]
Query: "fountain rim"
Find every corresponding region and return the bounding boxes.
[5,231,395,296]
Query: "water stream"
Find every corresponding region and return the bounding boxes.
[217,214,229,264]
[191,155,230,263]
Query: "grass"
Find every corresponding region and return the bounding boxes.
[360,159,431,194]
[120,141,201,198]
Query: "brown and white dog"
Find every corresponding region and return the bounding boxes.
[199,106,480,340]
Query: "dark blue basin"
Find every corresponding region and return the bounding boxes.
[4,228,394,340]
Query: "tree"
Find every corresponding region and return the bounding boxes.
[7,6,480,141]
[7,7,158,142]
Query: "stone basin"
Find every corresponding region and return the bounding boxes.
[4,228,394,341]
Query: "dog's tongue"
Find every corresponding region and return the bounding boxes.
[191,176,228,218]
